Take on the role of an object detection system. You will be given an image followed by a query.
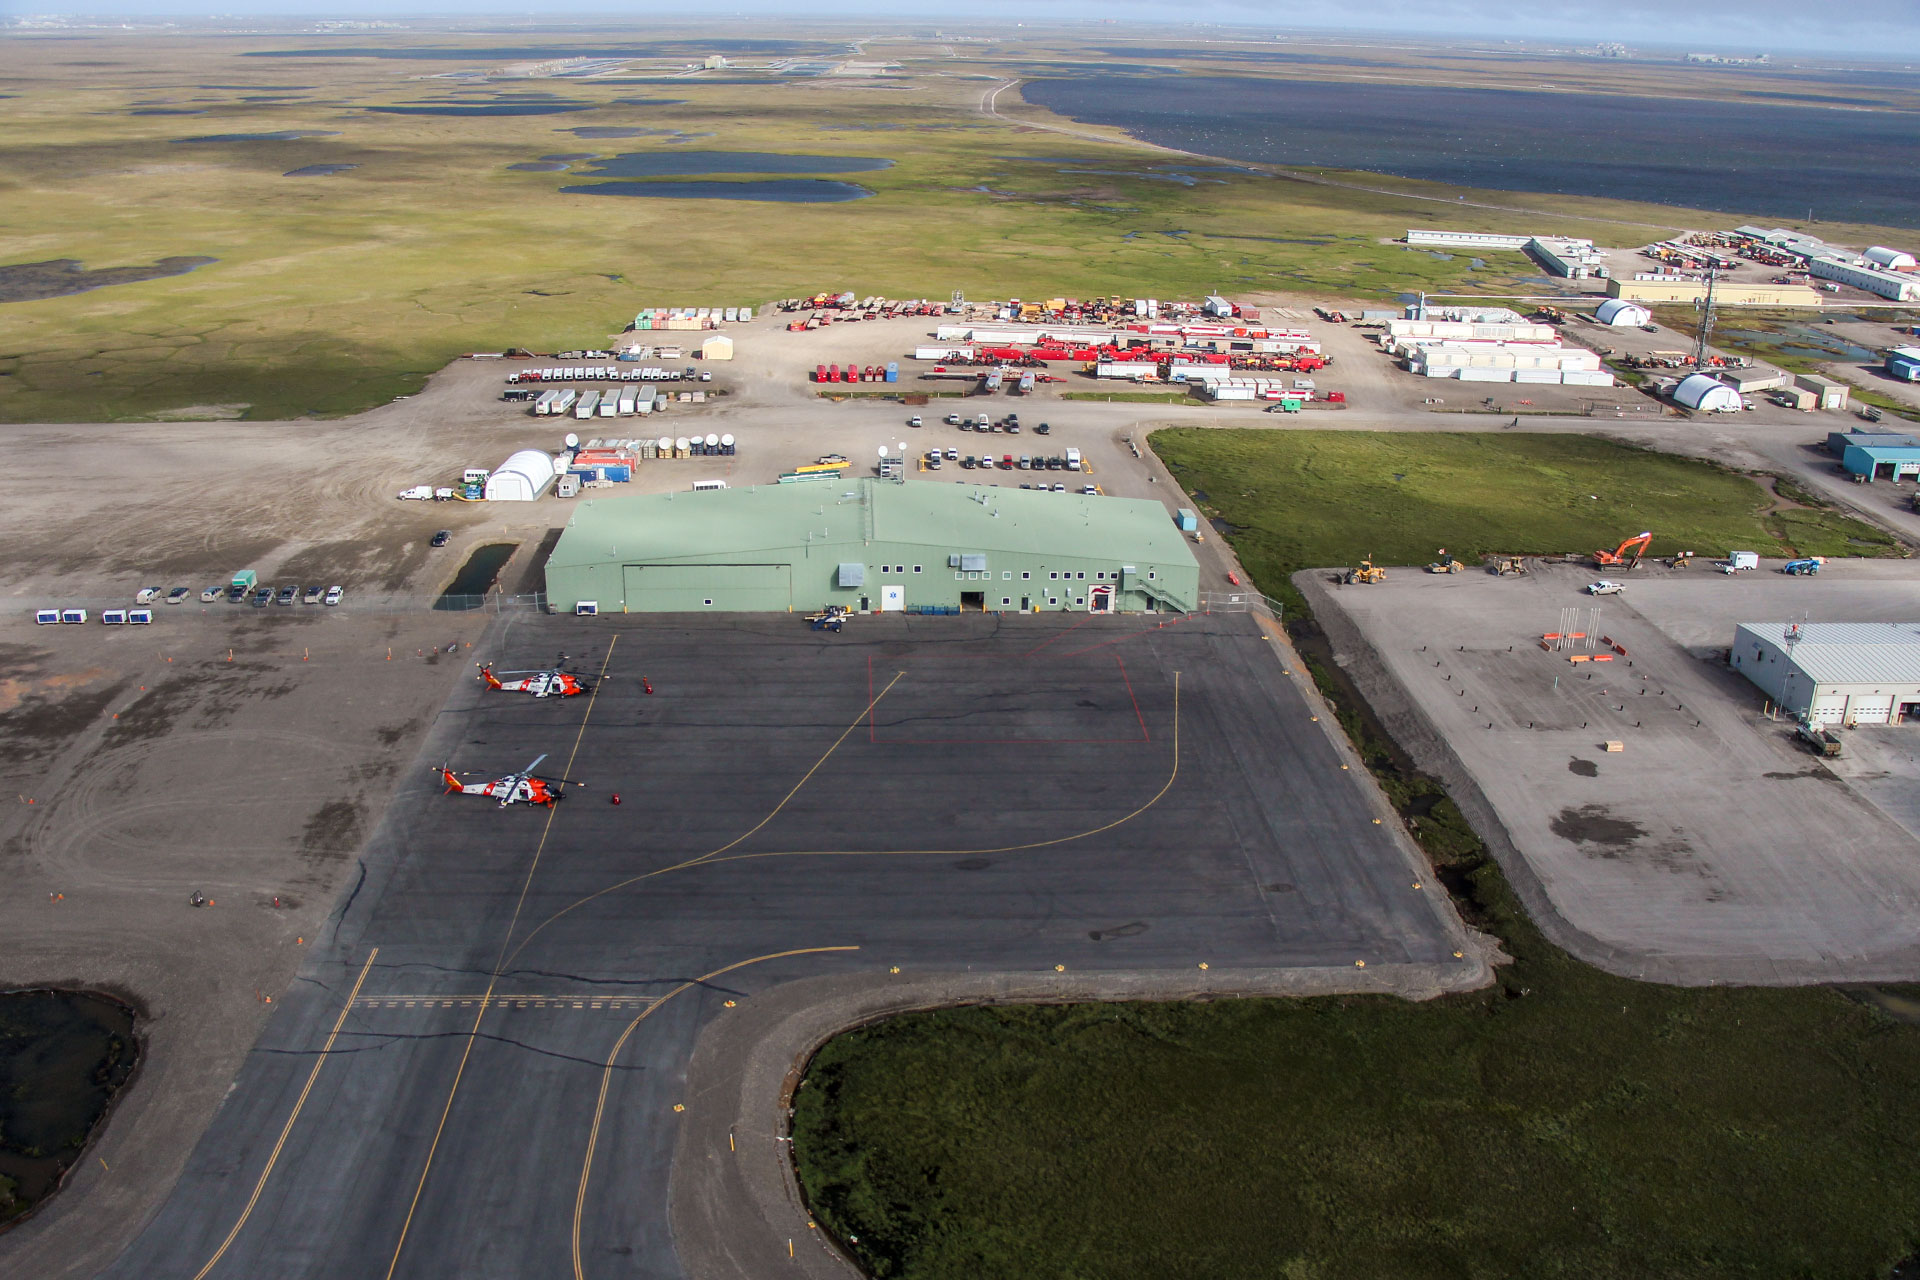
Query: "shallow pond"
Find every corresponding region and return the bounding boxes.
[559,179,874,202]
[368,103,593,117]
[284,164,357,177]
[567,150,891,178]
[172,130,340,143]
[437,543,518,610]
[0,990,139,1230]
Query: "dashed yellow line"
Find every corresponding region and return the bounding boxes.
[190,948,379,1280]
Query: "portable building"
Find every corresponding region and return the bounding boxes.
[701,334,734,361]
[1673,373,1741,412]
[1719,367,1789,393]
[1731,622,1920,725]
[1593,299,1651,327]
[484,449,558,502]
[1792,374,1850,412]
[1888,347,1920,382]
[1807,256,1920,301]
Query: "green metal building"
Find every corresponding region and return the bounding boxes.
[544,478,1199,615]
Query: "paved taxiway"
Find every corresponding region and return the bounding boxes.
[103,610,1469,1279]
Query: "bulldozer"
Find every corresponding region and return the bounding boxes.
[1341,557,1387,585]
[1425,549,1465,574]
[1489,556,1527,576]
[1664,551,1695,569]
[1594,531,1653,569]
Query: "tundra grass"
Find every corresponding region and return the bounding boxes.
[1149,430,1897,614]
[6,32,1914,423]
[791,428,1920,1280]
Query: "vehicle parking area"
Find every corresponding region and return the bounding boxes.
[102,609,1471,1280]
[1311,558,1920,983]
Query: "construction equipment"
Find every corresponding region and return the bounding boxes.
[1490,556,1527,576]
[1425,549,1464,574]
[1782,557,1825,576]
[1341,557,1387,585]
[1664,551,1695,569]
[1594,531,1653,569]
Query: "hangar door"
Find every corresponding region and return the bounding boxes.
[1810,693,1849,724]
[622,563,791,612]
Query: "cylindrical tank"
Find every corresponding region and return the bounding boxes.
[720,433,735,447]
[704,433,719,448]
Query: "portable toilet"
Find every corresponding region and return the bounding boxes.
[35,608,59,624]
[129,608,154,625]
[885,362,899,383]
[102,609,127,625]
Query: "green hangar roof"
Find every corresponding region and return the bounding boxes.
[548,478,1200,569]
[544,478,1201,614]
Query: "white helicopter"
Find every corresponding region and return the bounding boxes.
[437,753,580,807]
[479,657,590,699]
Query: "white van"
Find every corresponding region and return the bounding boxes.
[691,479,729,492]
[1064,447,1083,471]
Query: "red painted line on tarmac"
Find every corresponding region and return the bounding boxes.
[1115,652,1150,743]
[1018,613,1098,658]
[1056,612,1192,659]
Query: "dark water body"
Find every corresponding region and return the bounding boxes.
[284,164,357,177]
[0,256,216,304]
[560,179,873,202]
[1022,76,1920,230]
[172,130,340,143]
[437,543,518,609]
[541,152,598,161]
[562,126,667,138]
[569,150,890,178]
[0,990,139,1229]
[130,108,206,116]
[199,83,318,90]
[368,102,593,117]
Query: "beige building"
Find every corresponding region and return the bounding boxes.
[1607,279,1824,306]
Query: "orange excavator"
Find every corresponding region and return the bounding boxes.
[1594,531,1653,569]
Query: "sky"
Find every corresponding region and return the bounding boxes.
[4,2,1919,59]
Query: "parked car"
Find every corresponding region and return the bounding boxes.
[166,587,191,605]
[1035,422,1051,435]
[1587,580,1624,596]
[252,587,274,607]
[324,586,344,606]
[430,530,452,548]
[908,415,923,427]
[303,585,324,604]
[135,586,162,604]
[276,585,298,606]
[200,585,224,602]
[945,447,958,460]
[1051,482,1066,492]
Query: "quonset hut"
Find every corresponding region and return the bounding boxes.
[1594,298,1651,327]
[543,478,1199,615]
[1672,372,1742,413]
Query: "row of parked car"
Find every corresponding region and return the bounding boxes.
[925,448,1080,472]
[147,583,346,606]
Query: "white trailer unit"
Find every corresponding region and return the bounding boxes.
[574,391,601,420]
[617,387,639,415]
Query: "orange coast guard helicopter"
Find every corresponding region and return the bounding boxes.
[479,658,590,699]
[437,753,581,807]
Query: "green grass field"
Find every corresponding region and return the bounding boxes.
[1150,430,1899,612]
[6,31,1911,423]
[792,429,1920,1280]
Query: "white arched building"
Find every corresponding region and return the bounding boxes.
[1673,372,1742,413]
[1864,246,1917,271]
[1595,298,1652,327]
[484,449,558,501]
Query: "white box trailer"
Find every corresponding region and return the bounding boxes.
[534,389,561,416]
[617,387,639,415]
[598,393,618,417]
[574,391,600,419]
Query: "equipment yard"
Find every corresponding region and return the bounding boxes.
[1308,558,1920,984]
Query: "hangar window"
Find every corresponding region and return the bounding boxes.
[703,599,713,607]
[1048,597,1058,606]
[1002,571,1012,580]
[1077,572,1086,580]
[1075,597,1085,606]
[913,565,922,574]
[1021,571,1030,580]
[1049,571,1060,580]
[1148,570,1157,580]
[1002,597,1012,606]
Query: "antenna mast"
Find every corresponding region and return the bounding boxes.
[1694,269,1718,369]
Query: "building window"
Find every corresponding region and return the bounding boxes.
[1148,570,1156,580]
[1077,572,1086,580]
[703,599,713,607]
[1021,571,1031,580]
[1002,597,1012,606]
[1076,597,1085,606]
[913,565,922,573]
[1048,597,1058,606]
[1002,570,1012,580]
[1050,571,1059,580]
